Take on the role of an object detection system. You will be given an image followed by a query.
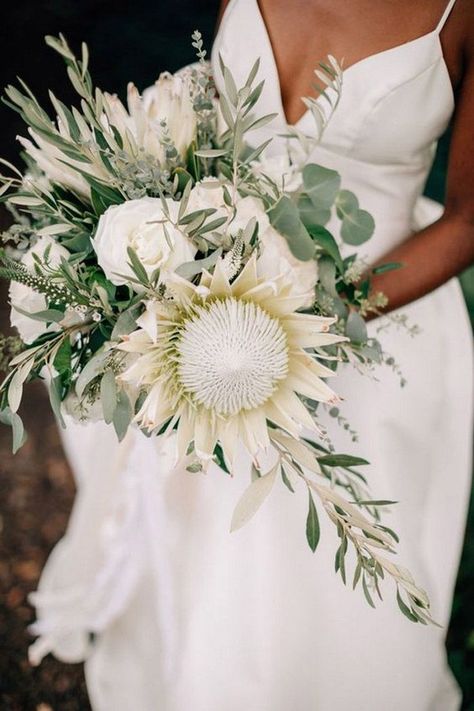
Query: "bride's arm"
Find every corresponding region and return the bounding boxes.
[368,23,474,315]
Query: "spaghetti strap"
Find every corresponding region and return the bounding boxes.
[436,0,458,33]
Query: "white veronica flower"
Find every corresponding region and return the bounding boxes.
[9,236,70,344]
[117,254,345,469]
[92,197,196,290]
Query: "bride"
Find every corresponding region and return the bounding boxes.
[29,1,474,709]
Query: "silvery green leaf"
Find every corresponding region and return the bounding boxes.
[12,305,65,323]
[396,589,419,623]
[45,35,75,60]
[242,138,273,165]
[355,500,397,507]
[268,196,315,261]
[49,374,66,428]
[362,576,376,608]
[306,223,343,272]
[37,223,73,236]
[303,164,341,209]
[317,453,369,468]
[230,462,279,532]
[244,58,261,89]
[175,248,222,279]
[194,149,229,158]
[67,65,88,99]
[179,207,215,226]
[0,407,26,453]
[219,93,235,130]
[336,190,375,245]
[298,194,331,228]
[336,190,359,219]
[353,560,362,590]
[372,262,402,275]
[76,347,109,398]
[223,66,238,106]
[306,489,320,552]
[243,113,278,133]
[280,465,295,493]
[345,310,368,344]
[9,344,43,367]
[113,389,133,441]
[7,359,34,413]
[126,246,149,285]
[242,79,265,113]
[197,216,228,236]
[111,309,138,339]
[101,370,118,425]
[8,195,43,207]
[81,42,89,78]
[318,256,338,297]
[357,339,383,363]
[0,181,13,197]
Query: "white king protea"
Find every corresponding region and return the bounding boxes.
[117,254,345,469]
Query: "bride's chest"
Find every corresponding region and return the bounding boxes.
[212,0,455,165]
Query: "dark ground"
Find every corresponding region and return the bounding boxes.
[0,278,91,710]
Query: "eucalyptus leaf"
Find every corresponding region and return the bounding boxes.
[303,164,341,208]
[111,309,139,339]
[268,196,315,261]
[298,193,331,228]
[345,310,368,344]
[306,224,343,272]
[113,389,133,441]
[318,256,338,297]
[336,190,375,245]
[101,369,118,425]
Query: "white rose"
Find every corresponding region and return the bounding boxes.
[186,178,230,242]
[257,225,318,305]
[187,177,227,214]
[92,197,196,289]
[254,153,303,193]
[9,236,70,344]
[229,195,270,239]
[142,71,197,159]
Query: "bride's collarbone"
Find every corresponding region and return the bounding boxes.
[255,0,464,124]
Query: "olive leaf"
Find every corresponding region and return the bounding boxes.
[230,461,279,532]
[306,489,320,552]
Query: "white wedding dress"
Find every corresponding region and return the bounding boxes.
[29,1,473,709]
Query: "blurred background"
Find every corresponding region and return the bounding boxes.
[0,2,472,709]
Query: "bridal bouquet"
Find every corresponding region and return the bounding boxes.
[0,33,433,624]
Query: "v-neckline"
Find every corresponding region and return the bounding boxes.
[254,0,447,128]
